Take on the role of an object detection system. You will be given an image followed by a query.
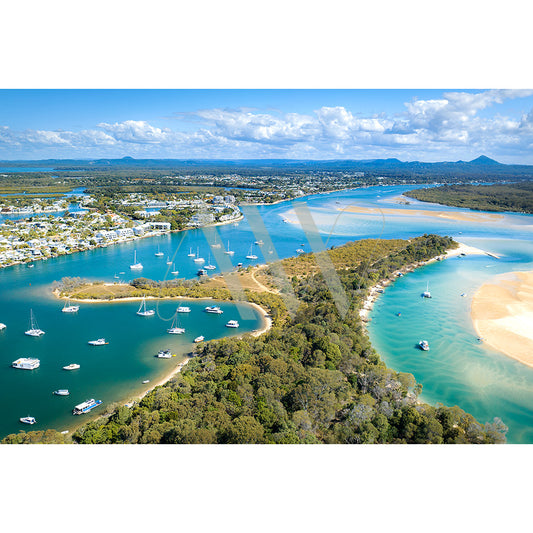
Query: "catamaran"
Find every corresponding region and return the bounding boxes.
[25,309,45,337]
[193,247,205,263]
[130,250,143,270]
[171,263,179,275]
[224,240,234,255]
[137,297,155,317]
[155,245,164,257]
[226,320,239,328]
[62,299,80,313]
[422,282,431,298]
[246,244,258,260]
[88,338,108,346]
[167,315,185,334]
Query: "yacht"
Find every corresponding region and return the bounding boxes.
[63,363,80,371]
[62,299,80,313]
[296,249,304,254]
[25,309,45,337]
[171,263,180,275]
[246,244,258,260]
[155,245,164,257]
[27,263,34,268]
[0,323,6,331]
[204,253,216,270]
[421,282,431,298]
[193,247,205,263]
[88,338,108,346]
[177,306,191,313]
[20,416,36,425]
[461,293,467,297]
[130,250,143,270]
[142,379,150,384]
[166,256,172,265]
[211,235,221,248]
[197,268,207,276]
[194,335,205,343]
[205,305,223,314]
[156,349,173,358]
[254,240,264,245]
[72,399,102,415]
[419,340,430,351]
[136,297,155,317]
[226,320,239,328]
[53,389,70,396]
[167,315,185,334]
[187,247,195,257]
[12,357,40,370]
[224,241,234,255]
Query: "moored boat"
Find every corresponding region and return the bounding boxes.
[12,357,40,370]
[136,297,155,317]
[156,349,173,358]
[20,416,36,425]
[226,320,239,328]
[72,398,102,415]
[194,335,205,343]
[177,306,191,313]
[62,299,80,313]
[63,363,80,370]
[205,305,223,314]
[0,323,6,330]
[422,282,431,298]
[88,338,108,346]
[167,314,185,334]
[53,389,70,396]
[419,340,430,351]
[25,309,45,337]
[130,250,143,270]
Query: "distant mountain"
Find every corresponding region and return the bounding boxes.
[468,155,502,165]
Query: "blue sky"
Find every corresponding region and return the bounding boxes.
[1,89,533,163]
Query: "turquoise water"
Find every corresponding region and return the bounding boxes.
[2,184,533,441]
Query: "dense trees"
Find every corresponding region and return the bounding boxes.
[405,183,533,214]
[4,234,507,444]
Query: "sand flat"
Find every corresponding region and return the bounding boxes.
[472,271,533,367]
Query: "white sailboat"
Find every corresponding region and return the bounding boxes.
[167,314,185,334]
[166,256,172,265]
[136,296,155,317]
[187,247,195,257]
[130,250,143,270]
[171,263,179,275]
[25,309,45,337]
[422,282,431,298]
[246,244,258,260]
[224,240,234,255]
[62,298,80,313]
[204,252,216,270]
[211,234,221,248]
[155,245,164,257]
[193,247,205,263]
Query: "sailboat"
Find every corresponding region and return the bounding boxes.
[171,263,179,275]
[167,314,185,334]
[204,252,216,270]
[154,245,164,257]
[246,244,258,260]
[211,234,221,248]
[193,247,205,263]
[187,247,195,257]
[166,256,172,265]
[62,298,80,313]
[136,296,155,316]
[422,282,431,298]
[224,240,234,255]
[130,250,143,270]
[25,309,45,336]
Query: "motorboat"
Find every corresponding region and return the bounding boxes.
[254,240,264,245]
[226,320,239,328]
[53,389,70,396]
[142,379,150,384]
[194,336,205,343]
[197,268,207,276]
[20,416,36,425]
[72,399,102,415]
[130,250,143,270]
[205,306,223,314]
[62,299,80,313]
[156,349,173,358]
[63,363,80,370]
[12,357,40,370]
[0,323,6,331]
[88,338,108,346]
[177,306,191,313]
[419,340,430,351]
[136,297,155,317]
[296,249,304,254]
[25,309,45,337]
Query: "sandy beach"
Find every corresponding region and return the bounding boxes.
[472,271,533,368]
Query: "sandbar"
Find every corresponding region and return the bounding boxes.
[472,271,533,368]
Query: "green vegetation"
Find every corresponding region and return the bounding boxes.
[405,182,533,214]
[4,234,506,445]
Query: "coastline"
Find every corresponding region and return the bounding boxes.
[471,271,533,368]
[359,241,496,326]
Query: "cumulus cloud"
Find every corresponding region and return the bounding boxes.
[2,89,533,161]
